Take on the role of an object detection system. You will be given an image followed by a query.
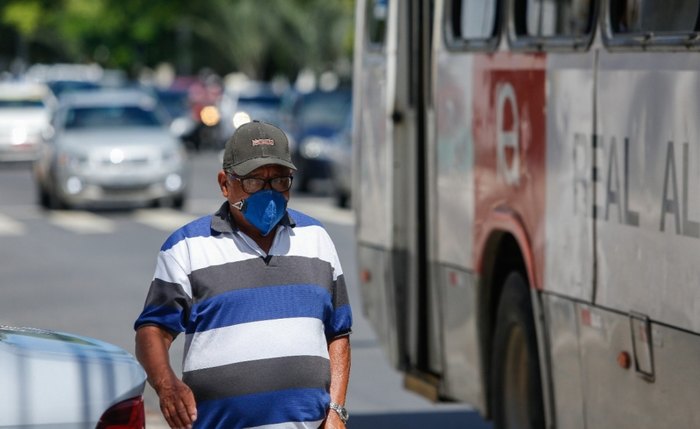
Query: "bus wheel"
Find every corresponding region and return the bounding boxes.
[491,272,545,429]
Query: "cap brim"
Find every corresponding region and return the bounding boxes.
[230,158,297,176]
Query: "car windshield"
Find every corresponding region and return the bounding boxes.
[156,90,190,119]
[64,106,163,129]
[237,95,282,122]
[0,99,45,108]
[238,94,281,109]
[47,81,101,98]
[297,92,351,129]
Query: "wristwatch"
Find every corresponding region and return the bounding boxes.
[329,402,349,424]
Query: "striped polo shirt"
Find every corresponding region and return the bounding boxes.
[134,202,352,429]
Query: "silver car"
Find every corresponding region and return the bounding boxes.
[0,82,56,163]
[34,89,189,210]
[0,325,146,428]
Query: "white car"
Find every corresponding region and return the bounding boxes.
[0,82,55,163]
[34,88,189,210]
[0,325,146,428]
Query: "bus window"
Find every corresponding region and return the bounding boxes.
[609,0,700,34]
[514,0,594,38]
[367,0,389,46]
[445,0,500,50]
[450,0,498,40]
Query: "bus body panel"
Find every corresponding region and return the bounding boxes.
[542,294,586,429]
[354,0,425,371]
[544,53,596,302]
[564,299,700,428]
[433,43,476,270]
[434,263,483,406]
[429,0,482,405]
[596,51,700,333]
[472,53,547,287]
[354,0,401,367]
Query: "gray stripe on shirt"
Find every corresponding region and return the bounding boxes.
[188,255,334,301]
[143,278,192,309]
[183,355,331,401]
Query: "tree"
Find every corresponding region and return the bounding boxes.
[0,0,355,81]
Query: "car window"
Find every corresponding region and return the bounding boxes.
[296,92,351,130]
[0,99,46,108]
[156,90,190,119]
[64,106,163,129]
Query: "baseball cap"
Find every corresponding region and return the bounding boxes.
[222,120,297,176]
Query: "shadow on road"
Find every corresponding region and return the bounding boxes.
[348,410,493,429]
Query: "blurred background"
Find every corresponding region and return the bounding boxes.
[0,0,355,204]
[0,1,485,428]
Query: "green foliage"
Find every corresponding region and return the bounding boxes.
[2,0,43,36]
[0,0,355,80]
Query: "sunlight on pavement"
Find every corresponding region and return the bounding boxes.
[146,409,169,428]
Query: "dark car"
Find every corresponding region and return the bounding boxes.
[284,87,352,193]
[217,81,284,144]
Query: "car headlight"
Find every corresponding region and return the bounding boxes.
[300,137,331,159]
[164,173,183,192]
[162,146,185,164]
[65,176,83,195]
[58,152,88,169]
[11,128,28,145]
[232,111,251,129]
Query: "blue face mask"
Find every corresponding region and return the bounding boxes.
[232,189,288,236]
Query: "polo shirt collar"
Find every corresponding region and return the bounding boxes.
[211,200,296,234]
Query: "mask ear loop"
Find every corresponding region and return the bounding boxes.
[231,200,245,211]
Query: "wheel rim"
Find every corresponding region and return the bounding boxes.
[503,324,530,429]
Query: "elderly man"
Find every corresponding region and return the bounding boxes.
[134,121,352,429]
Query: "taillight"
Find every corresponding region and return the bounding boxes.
[95,396,145,429]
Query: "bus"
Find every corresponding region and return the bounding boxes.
[352,0,700,427]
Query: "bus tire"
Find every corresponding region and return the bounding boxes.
[491,272,545,429]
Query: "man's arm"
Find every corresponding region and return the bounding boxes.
[324,335,351,428]
[135,326,197,429]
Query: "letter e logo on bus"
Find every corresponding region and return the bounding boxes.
[496,82,520,186]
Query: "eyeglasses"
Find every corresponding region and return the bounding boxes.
[228,173,294,193]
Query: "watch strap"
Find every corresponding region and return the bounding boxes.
[329,402,349,424]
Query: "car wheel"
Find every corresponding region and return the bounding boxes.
[336,191,349,208]
[296,174,311,193]
[47,188,67,210]
[491,272,545,429]
[171,194,186,210]
[38,184,51,209]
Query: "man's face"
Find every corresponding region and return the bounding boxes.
[218,164,293,209]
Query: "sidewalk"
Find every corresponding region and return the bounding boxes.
[146,409,169,429]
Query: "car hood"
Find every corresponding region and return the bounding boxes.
[0,109,50,129]
[0,325,146,428]
[57,127,178,150]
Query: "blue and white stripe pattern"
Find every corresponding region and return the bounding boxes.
[135,202,352,429]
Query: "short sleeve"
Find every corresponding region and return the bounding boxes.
[134,251,192,337]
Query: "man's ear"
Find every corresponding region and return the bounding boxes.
[217,171,229,197]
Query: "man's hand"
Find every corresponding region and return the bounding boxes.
[135,326,197,429]
[155,374,198,429]
[321,410,346,429]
